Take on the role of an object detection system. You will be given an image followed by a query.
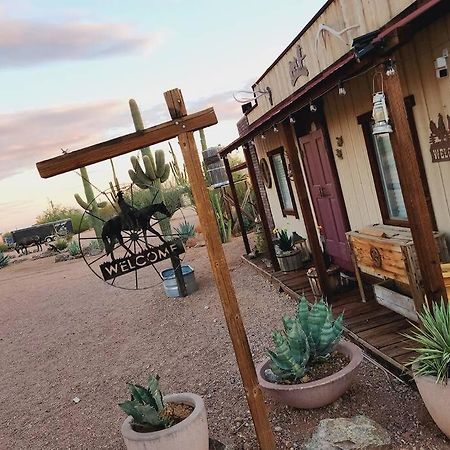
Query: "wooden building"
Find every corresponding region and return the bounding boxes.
[221,0,450,372]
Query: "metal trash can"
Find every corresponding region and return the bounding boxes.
[161,265,198,297]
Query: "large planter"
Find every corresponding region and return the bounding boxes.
[256,340,363,409]
[121,393,208,450]
[277,248,309,272]
[415,373,450,438]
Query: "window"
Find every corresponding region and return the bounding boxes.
[371,132,407,221]
[268,147,298,217]
[357,96,436,228]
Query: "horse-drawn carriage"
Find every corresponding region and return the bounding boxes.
[11,219,73,255]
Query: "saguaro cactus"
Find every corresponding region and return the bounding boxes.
[128,99,172,237]
[74,166,104,246]
[168,142,188,186]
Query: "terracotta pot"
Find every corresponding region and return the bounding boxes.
[256,340,363,409]
[415,373,450,438]
[121,393,208,450]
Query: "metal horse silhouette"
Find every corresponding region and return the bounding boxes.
[101,191,171,260]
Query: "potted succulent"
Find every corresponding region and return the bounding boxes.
[256,296,363,409]
[406,299,450,438]
[119,374,209,450]
[274,228,309,272]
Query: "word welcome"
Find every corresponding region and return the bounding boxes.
[100,240,184,281]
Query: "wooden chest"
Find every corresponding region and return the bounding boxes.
[347,225,449,310]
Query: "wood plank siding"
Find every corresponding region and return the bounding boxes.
[247,0,415,124]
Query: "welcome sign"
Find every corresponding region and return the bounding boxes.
[100,239,185,281]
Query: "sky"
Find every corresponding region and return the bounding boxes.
[0,0,326,232]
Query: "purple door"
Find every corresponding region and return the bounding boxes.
[299,129,352,271]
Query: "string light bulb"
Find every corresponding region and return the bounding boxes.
[310,102,317,113]
[338,81,347,96]
[385,59,396,77]
[261,133,266,140]
[289,116,296,124]
[273,125,278,133]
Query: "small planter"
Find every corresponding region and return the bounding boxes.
[256,340,362,409]
[415,373,450,438]
[161,265,198,297]
[121,393,209,450]
[277,247,309,272]
[307,264,341,298]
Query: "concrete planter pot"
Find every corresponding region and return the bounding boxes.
[121,393,208,450]
[256,340,363,409]
[415,373,450,438]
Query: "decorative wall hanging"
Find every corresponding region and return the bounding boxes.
[288,45,309,86]
[260,158,272,188]
[429,113,450,163]
[78,184,186,290]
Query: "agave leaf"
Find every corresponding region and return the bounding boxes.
[148,375,164,412]
[119,400,144,423]
[297,296,310,335]
[267,349,292,371]
[135,404,164,427]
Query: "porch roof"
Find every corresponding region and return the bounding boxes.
[220,0,445,157]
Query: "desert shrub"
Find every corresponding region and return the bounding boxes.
[174,221,195,242]
[54,238,68,251]
[36,203,90,234]
[0,243,9,252]
[67,240,81,256]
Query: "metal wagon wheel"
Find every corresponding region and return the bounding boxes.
[77,184,188,290]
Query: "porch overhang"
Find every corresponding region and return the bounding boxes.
[220,0,447,157]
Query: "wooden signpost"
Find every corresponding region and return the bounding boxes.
[36,88,276,449]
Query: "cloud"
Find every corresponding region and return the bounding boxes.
[0,17,164,68]
[0,88,243,182]
[0,101,127,181]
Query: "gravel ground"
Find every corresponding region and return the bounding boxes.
[1,236,449,449]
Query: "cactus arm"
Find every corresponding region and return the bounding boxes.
[143,155,156,180]
[74,193,90,210]
[160,164,170,183]
[154,149,166,178]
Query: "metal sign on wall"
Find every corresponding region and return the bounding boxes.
[288,45,309,87]
[429,113,450,163]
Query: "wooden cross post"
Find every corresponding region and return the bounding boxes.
[36,88,275,449]
[164,89,275,449]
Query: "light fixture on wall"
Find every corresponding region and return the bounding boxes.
[372,72,393,135]
[338,81,347,96]
[309,101,317,112]
[273,125,279,133]
[385,59,396,77]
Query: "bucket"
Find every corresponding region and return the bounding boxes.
[161,265,198,297]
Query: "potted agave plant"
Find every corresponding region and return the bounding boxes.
[119,374,208,450]
[406,299,450,438]
[274,228,309,272]
[256,296,362,409]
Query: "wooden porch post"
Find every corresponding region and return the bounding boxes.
[223,156,251,254]
[279,120,331,298]
[384,68,446,304]
[164,89,276,449]
[243,143,280,271]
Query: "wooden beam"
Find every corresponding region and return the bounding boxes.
[384,68,446,304]
[243,144,280,271]
[223,157,251,254]
[230,161,247,173]
[163,89,276,450]
[36,107,217,178]
[279,120,331,298]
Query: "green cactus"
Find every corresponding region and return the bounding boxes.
[210,190,231,243]
[0,252,9,268]
[199,128,208,151]
[127,99,172,237]
[119,374,172,432]
[74,166,104,247]
[168,142,188,186]
[296,296,343,361]
[266,296,344,383]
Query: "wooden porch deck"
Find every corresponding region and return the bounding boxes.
[243,255,416,376]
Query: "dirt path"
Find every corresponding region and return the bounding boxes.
[0,237,449,449]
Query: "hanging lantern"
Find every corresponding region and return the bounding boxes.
[372,72,393,135]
